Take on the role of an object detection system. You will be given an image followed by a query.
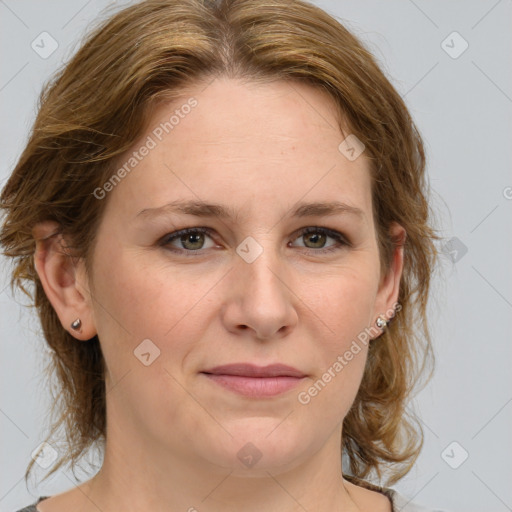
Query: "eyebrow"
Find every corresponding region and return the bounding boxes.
[136,199,365,221]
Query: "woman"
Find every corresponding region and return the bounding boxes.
[1,0,445,510]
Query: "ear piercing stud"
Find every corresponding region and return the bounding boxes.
[376,316,387,330]
[70,318,82,332]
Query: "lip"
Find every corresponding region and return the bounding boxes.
[201,363,307,398]
[203,363,306,378]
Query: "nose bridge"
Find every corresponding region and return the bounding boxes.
[223,233,298,339]
[236,233,287,301]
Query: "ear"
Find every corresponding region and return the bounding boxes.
[372,222,406,336]
[32,220,97,340]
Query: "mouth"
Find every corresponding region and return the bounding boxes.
[200,363,307,398]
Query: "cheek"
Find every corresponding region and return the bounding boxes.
[298,267,377,410]
[308,263,378,346]
[89,245,223,378]
[91,245,181,334]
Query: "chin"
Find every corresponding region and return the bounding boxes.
[197,417,317,476]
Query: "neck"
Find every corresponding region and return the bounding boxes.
[80,421,360,512]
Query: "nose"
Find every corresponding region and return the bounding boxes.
[220,243,298,340]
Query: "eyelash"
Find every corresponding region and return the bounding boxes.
[159,226,351,257]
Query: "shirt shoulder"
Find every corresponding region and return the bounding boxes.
[344,475,450,512]
[14,496,49,512]
[14,504,38,512]
[387,488,450,512]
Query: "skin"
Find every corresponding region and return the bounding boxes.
[33,77,405,512]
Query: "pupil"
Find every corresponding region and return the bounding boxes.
[306,232,325,248]
[182,233,203,249]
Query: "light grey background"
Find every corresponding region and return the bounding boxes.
[1,1,511,511]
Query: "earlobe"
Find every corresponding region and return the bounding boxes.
[32,221,97,340]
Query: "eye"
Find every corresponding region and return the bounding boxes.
[290,227,350,253]
[159,227,216,254]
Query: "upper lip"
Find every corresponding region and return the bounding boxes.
[202,363,306,378]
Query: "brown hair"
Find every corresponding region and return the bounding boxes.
[0,0,441,486]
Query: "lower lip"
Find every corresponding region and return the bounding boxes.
[202,374,305,397]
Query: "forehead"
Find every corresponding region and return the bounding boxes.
[103,77,373,222]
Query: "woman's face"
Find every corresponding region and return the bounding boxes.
[77,77,404,475]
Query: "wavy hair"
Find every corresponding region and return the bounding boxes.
[0,0,441,486]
